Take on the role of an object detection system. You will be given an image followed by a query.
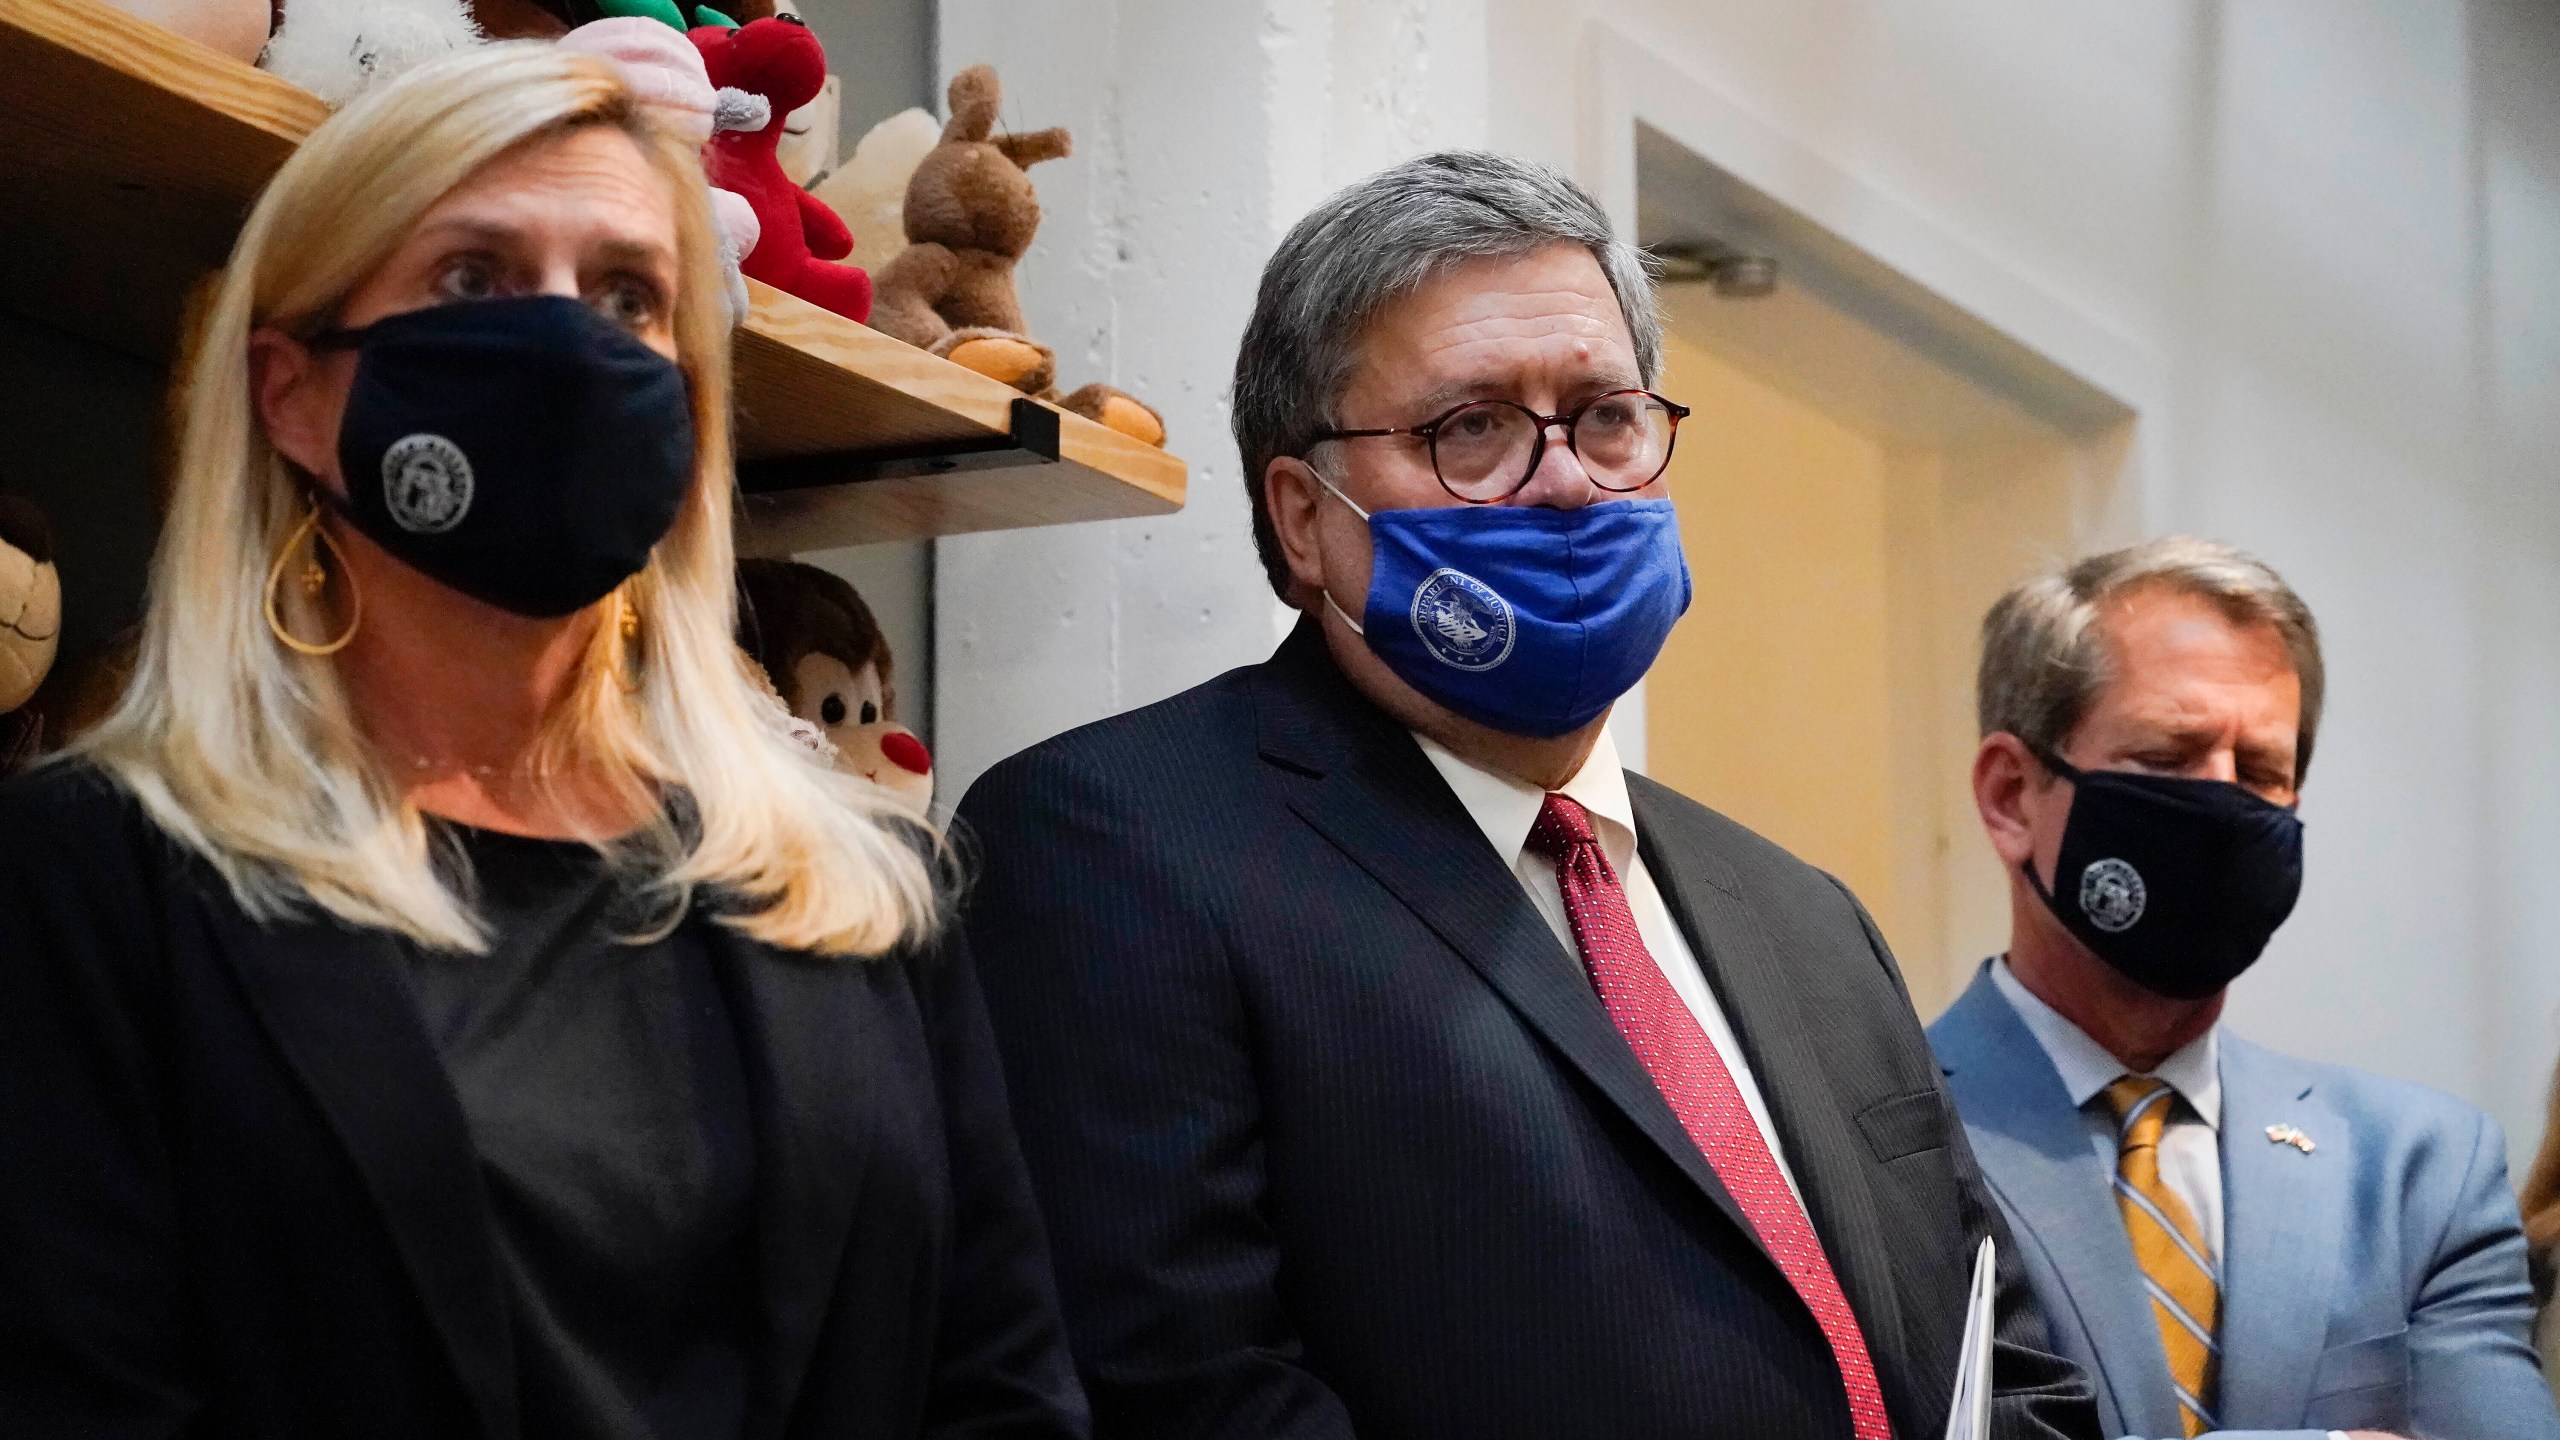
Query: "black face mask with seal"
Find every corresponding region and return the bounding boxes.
[311,295,696,618]
[2022,746,2306,1001]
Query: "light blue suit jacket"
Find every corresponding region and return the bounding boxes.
[1928,963,2559,1440]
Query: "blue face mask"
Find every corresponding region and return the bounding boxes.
[1319,478,1692,738]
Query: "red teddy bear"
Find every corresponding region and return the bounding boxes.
[691,16,872,323]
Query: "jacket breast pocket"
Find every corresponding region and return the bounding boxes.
[2305,1326,2410,1431]
[1855,1088,1952,1164]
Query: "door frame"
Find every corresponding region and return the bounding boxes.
[1575,20,2164,535]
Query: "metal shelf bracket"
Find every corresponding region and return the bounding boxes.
[740,396,1063,493]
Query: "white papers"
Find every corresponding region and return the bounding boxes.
[1942,1237,1997,1440]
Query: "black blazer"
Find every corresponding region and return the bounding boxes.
[0,762,1087,1440]
[958,623,2099,1440]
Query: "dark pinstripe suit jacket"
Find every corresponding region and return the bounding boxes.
[960,621,2098,1440]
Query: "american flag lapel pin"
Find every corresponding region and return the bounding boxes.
[2264,1123,2316,1154]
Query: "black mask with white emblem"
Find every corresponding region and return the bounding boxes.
[2022,746,2305,1001]
[314,295,695,618]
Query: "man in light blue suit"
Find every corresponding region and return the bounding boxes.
[1926,538,2559,1440]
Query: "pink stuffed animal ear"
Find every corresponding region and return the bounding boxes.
[558,18,717,143]
[708,189,761,262]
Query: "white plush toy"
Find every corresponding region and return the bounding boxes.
[810,106,939,277]
[260,0,482,106]
[774,73,838,189]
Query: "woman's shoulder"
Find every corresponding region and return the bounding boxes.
[0,756,146,839]
[0,758,195,984]
[0,757,171,884]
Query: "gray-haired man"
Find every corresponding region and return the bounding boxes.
[960,151,2099,1439]
[1929,538,2560,1440]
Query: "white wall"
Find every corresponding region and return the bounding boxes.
[1480,0,2560,1162]
[931,0,1493,803]
[934,0,2560,1162]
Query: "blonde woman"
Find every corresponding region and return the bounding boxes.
[0,45,1083,1440]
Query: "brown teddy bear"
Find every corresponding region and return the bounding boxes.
[868,64,1167,447]
[735,558,933,813]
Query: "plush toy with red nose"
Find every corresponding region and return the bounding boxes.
[736,559,932,813]
[691,16,872,323]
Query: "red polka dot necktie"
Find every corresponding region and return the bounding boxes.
[1527,793,1894,1440]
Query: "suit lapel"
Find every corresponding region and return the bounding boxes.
[1251,629,1765,1260]
[1628,781,1916,1417]
[2215,1036,2339,1427]
[208,904,518,1440]
[701,920,879,1440]
[1930,968,2183,1439]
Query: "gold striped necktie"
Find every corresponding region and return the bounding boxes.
[2102,1075,2221,1437]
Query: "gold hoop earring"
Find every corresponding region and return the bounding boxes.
[264,503,362,656]
[615,587,645,693]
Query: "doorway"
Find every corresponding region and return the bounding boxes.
[1636,126,2133,1015]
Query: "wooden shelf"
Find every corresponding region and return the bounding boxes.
[731,282,1185,549]
[0,0,1185,547]
[0,0,323,364]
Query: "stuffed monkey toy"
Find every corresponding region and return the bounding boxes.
[869,65,1167,447]
[736,559,932,813]
[0,494,62,779]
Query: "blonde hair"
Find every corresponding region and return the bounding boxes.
[77,44,940,957]
[1977,535,2327,781]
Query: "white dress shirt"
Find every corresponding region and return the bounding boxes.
[1989,957,2224,1262]
[1413,728,1806,1208]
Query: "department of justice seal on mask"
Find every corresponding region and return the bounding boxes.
[1410,568,1516,671]
[2078,857,2147,933]
[1318,486,1689,737]
[380,433,474,534]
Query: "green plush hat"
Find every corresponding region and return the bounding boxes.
[594,0,737,28]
